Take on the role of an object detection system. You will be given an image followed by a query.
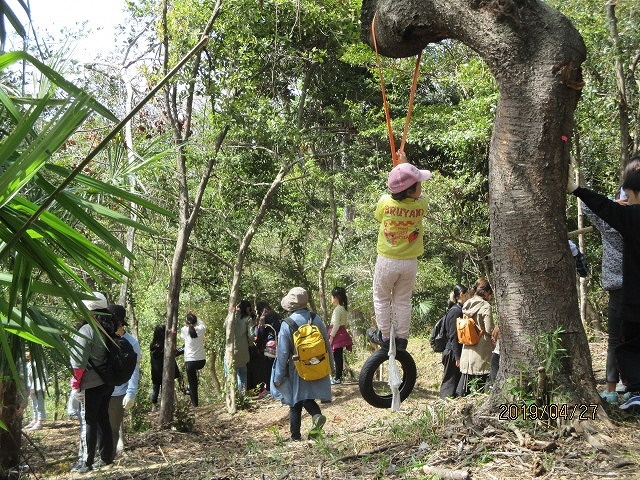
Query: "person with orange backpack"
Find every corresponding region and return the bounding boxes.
[456,278,495,397]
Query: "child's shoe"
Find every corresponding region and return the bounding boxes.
[308,413,326,439]
[366,328,390,349]
[395,337,408,351]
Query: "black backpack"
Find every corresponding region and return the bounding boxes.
[91,333,137,387]
[429,313,448,353]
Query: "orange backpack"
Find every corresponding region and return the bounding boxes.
[456,314,482,346]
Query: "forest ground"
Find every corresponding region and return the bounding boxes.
[18,339,640,480]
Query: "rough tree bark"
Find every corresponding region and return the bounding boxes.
[0,378,21,470]
[158,0,224,426]
[361,0,598,406]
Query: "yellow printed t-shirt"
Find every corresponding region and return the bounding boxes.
[375,194,428,259]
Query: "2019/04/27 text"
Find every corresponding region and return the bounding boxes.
[498,403,598,421]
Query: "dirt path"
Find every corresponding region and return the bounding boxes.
[19,340,640,479]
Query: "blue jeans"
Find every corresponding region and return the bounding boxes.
[236,364,248,391]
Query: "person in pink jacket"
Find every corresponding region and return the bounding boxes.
[328,287,353,385]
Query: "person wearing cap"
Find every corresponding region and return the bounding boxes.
[271,287,334,441]
[568,154,640,412]
[69,291,115,473]
[582,189,625,403]
[367,151,432,351]
[106,304,141,456]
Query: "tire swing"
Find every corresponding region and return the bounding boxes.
[359,347,417,409]
[358,14,421,409]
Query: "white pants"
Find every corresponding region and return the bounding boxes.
[372,254,417,339]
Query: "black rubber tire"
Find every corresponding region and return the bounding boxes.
[358,348,417,409]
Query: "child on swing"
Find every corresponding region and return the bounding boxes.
[367,151,432,351]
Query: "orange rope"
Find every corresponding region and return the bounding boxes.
[371,14,422,167]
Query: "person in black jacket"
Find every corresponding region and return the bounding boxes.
[569,155,640,411]
[149,324,183,412]
[252,302,281,397]
[439,284,470,398]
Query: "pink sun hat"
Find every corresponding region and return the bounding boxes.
[387,163,432,194]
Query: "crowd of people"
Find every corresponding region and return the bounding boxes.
[19,151,640,472]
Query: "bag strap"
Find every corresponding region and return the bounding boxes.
[284,310,318,333]
[467,313,484,336]
[307,311,317,325]
[283,317,296,330]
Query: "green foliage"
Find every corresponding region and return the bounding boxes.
[389,404,445,445]
[505,327,569,426]
[234,389,254,411]
[533,327,568,382]
[0,49,164,392]
[0,0,28,51]
[173,395,196,433]
[12,0,638,416]
[128,395,152,433]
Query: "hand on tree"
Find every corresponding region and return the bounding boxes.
[396,150,407,164]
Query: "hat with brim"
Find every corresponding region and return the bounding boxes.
[281,287,309,312]
[387,163,432,194]
[82,291,108,311]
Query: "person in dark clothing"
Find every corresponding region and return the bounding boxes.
[252,302,281,396]
[149,324,183,412]
[439,284,470,398]
[569,156,640,411]
[70,292,114,473]
[583,191,625,403]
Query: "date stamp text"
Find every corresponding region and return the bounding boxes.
[498,403,598,421]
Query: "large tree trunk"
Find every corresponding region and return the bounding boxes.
[361,0,597,405]
[0,378,22,470]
